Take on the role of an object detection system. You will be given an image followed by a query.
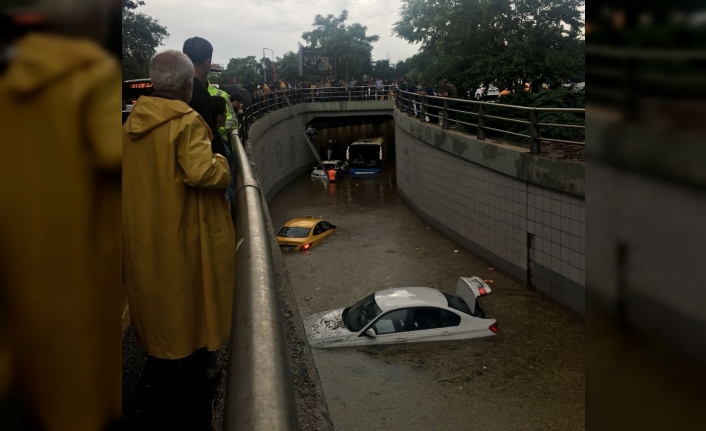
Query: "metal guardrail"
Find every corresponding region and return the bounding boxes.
[586,45,706,121]
[243,85,395,126]
[393,88,585,154]
[224,133,299,431]
[222,86,393,431]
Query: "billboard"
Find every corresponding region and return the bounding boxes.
[299,47,334,77]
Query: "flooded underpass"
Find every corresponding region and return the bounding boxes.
[268,162,585,431]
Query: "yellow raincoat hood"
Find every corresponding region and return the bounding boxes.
[5,33,111,96]
[124,96,197,139]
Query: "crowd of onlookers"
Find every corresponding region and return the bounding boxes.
[242,76,395,110]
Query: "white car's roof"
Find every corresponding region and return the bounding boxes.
[374,287,447,312]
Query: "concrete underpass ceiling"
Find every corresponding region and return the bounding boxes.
[307,115,394,129]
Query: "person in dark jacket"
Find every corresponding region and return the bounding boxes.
[183,37,217,135]
[229,92,246,138]
[421,83,439,124]
[327,139,334,160]
[440,79,459,128]
[211,96,236,212]
[221,83,251,110]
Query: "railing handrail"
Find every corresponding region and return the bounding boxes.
[393,86,585,150]
[224,133,299,431]
[586,45,706,60]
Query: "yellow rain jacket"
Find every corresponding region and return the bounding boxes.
[122,95,235,360]
[0,34,121,430]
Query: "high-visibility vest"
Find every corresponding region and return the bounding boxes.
[207,80,238,138]
[327,169,336,181]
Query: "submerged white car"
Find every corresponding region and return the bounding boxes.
[311,160,344,180]
[304,277,498,348]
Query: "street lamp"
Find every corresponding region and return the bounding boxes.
[263,48,275,80]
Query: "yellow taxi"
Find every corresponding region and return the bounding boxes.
[276,216,338,251]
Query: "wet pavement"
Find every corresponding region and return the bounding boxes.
[268,162,585,431]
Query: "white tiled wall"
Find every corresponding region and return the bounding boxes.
[397,126,585,317]
[252,118,316,199]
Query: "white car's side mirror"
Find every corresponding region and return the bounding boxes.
[365,328,377,338]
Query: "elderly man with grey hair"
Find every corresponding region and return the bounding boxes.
[122,50,235,429]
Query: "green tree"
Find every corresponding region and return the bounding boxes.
[222,56,260,85]
[372,59,397,81]
[393,0,584,91]
[395,59,413,78]
[121,5,169,80]
[301,10,379,80]
[122,0,145,9]
[275,51,300,82]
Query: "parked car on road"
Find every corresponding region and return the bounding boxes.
[277,216,338,251]
[304,277,498,348]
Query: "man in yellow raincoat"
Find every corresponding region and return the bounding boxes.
[122,50,235,429]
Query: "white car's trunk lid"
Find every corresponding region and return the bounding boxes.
[456,277,491,314]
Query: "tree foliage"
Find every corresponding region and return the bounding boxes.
[301,10,379,80]
[221,56,260,85]
[372,59,397,82]
[122,0,145,10]
[275,51,300,82]
[393,0,585,91]
[121,6,169,80]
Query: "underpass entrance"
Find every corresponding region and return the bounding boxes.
[305,115,394,162]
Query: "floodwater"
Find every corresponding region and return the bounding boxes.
[268,162,584,431]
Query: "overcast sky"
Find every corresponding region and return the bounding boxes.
[139,0,421,67]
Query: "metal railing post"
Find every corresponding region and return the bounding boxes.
[442,98,449,130]
[623,56,638,122]
[477,103,485,140]
[225,134,299,431]
[420,95,426,123]
[529,108,540,154]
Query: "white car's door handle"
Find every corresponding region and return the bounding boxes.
[441,331,453,336]
[394,338,405,342]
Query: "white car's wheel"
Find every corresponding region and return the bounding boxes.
[475,93,481,101]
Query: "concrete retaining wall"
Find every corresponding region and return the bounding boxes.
[395,111,586,318]
[587,108,706,363]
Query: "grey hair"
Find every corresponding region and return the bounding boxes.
[150,50,194,94]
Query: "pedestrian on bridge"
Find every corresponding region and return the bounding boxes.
[122,50,235,430]
[440,79,459,128]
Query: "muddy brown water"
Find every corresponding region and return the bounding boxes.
[268,162,585,431]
